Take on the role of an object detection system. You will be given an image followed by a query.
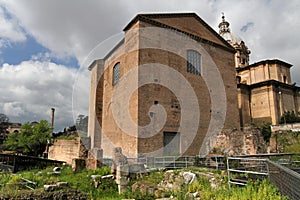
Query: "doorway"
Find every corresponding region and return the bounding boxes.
[163,132,180,156]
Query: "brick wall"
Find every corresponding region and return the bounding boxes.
[48,137,88,165]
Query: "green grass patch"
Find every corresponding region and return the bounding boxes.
[0,166,289,200]
[0,165,120,199]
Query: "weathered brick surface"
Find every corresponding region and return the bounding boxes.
[213,127,267,155]
[88,14,240,158]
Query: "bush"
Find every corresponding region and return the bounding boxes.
[280,111,300,124]
[261,123,272,143]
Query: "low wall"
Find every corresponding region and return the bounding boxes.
[48,137,90,165]
[271,123,300,133]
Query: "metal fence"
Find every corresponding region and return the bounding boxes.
[0,153,65,173]
[226,155,300,200]
[227,157,269,187]
[123,156,195,169]
[102,155,225,169]
[102,153,300,199]
[268,160,300,200]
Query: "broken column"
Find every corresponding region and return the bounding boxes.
[86,148,103,170]
[116,165,130,194]
[111,147,128,174]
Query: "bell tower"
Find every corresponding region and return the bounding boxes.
[218,14,251,68]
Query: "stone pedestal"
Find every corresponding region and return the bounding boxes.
[116,165,130,194]
[86,148,103,170]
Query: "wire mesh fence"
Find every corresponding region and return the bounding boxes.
[268,160,300,200]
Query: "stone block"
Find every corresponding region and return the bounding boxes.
[86,158,97,170]
[72,158,86,172]
[182,171,197,184]
[101,174,114,180]
[115,177,129,185]
[44,184,57,191]
[91,175,101,181]
[89,148,103,160]
[56,182,68,187]
[116,165,129,177]
[129,163,145,174]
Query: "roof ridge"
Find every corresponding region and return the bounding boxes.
[123,13,234,51]
[139,12,198,18]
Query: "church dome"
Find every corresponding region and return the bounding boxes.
[221,31,242,45]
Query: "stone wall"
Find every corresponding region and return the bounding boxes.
[48,137,89,165]
[212,127,267,155]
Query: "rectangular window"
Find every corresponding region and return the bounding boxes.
[113,62,120,85]
[187,49,201,75]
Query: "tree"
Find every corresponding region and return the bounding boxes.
[0,113,9,123]
[4,120,51,156]
[0,113,10,136]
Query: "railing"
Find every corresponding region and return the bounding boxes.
[151,156,194,169]
[103,155,227,169]
[103,156,195,169]
[0,153,65,173]
[128,156,195,169]
[195,155,226,170]
[227,157,269,187]
[103,153,300,171]
[268,160,300,200]
[226,155,300,200]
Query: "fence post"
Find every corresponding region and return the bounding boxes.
[227,157,231,189]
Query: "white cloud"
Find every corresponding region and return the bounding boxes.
[205,0,300,84]
[0,60,89,131]
[3,102,24,117]
[1,0,299,76]
[0,5,26,48]
[0,0,216,63]
[0,0,300,130]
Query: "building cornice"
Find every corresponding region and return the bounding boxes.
[238,79,300,91]
[123,13,236,53]
[237,59,293,72]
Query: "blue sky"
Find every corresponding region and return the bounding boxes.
[0,0,300,131]
[1,34,79,67]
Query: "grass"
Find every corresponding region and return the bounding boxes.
[185,178,288,200]
[0,165,121,200]
[0,166,289,200]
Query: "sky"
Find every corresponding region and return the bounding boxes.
[0,0,299,131]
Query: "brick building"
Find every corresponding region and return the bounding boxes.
[88,13,240,158]
[88,13,300,158]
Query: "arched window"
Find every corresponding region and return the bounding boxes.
[187,50,201,75]
[113,62,120,85]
